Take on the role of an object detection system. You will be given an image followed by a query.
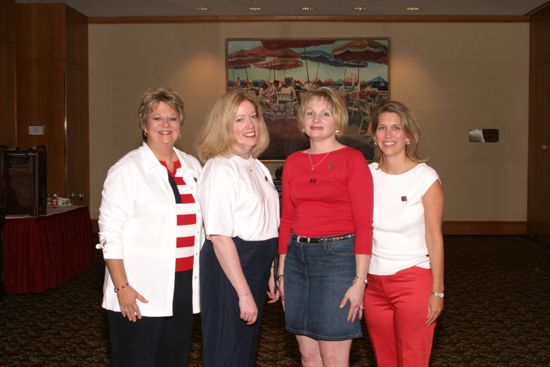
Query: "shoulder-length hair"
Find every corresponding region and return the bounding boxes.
[137,87,184,141]
[196,91,269,163]
[296,87,349,134]
[368,100,425,164]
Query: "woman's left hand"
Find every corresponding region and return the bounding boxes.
[426,295,444,325]
[266,268,280,304]
[340,282,366,322]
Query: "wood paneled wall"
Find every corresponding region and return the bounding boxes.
[528,4,550,244]
[0,0,16,146]
[16,4,89,203]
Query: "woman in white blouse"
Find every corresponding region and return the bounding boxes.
[365,100,445,367]
[196,90,280,366]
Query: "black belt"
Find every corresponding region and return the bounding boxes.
[291,233,355,244]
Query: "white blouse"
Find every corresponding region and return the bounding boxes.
[198,155,280,241]
[369,162,440,275]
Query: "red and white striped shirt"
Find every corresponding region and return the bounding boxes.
[161,159,197,272]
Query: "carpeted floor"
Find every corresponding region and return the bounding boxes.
[0,235,548,366]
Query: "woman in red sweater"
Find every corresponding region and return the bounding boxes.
[278,87,374,366]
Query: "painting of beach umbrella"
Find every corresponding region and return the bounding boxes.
[300,49,368,85]
[248,46,301,59]
[332,39,388,65]
[227,49,267,83]
[261,40,336,82]
[254,58,303,81]
[332,39,388,97]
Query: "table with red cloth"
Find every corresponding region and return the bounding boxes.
[2,206,93,293]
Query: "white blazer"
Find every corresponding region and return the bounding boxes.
[98,143,204,316]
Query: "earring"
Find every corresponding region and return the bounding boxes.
[144,131,148,137]
[406,140,411,145]
[335,129,340,134]
[373,141,377,146]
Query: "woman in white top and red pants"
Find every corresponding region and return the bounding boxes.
[365,101,445,367]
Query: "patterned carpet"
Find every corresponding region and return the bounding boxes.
[0,235,548,366]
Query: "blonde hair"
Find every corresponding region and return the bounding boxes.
[297,87,349,134]
[137,87,184,141]
[368,100,425,164]
[196,91,269,162]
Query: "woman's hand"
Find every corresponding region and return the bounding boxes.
[277,276,285,311]
[266,267,280,304]
[426,295,444,325]
[118,286,148,322]
[340,281,366,322]
[238,293,258,325]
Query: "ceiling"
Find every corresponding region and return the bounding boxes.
[13,0,549,17]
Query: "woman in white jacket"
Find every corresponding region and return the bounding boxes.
[97,88,203,367]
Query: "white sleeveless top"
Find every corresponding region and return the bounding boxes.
[369,162,440,275]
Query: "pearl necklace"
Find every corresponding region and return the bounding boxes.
[307,150,331,170]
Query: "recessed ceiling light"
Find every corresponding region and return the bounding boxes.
[302,7,314,12]
[196,7,209,11]
[354,7,367,12]
[249,7,262,11]
[406,6,420,12]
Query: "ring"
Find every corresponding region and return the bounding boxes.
[359,305,364,310]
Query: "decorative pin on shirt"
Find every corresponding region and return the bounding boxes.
[401,196,407,202]
[328,163,334,170]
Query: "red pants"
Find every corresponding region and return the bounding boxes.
[364,266,435,367]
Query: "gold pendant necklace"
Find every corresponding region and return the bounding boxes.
[308,150,331,170]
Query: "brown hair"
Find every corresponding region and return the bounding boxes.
[368,100,424,164]
[137,88,184,141]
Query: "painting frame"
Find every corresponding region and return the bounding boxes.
[226,37,390,162]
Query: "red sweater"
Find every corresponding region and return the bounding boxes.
[278,147,373,255]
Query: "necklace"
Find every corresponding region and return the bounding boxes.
[307,150,331,170]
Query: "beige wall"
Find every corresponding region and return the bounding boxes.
[89,22,529,221]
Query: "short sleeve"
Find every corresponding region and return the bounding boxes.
[198,159,237,237]
[420,165,440,197]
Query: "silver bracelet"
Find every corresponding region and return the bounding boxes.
[431,291,445,298]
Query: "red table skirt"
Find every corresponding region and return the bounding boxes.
[3,206,93,293]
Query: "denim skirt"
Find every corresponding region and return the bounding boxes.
[284,236,362,340]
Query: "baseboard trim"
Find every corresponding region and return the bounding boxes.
[92,219,526,236]
[443,221,527,235]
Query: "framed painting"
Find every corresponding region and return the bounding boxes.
[226,38,390,161]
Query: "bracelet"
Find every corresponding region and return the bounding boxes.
[238,292,250,298]
[353,276,368,285]
[114,282,129,293]
[431,291,445,298]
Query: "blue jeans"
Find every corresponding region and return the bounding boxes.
[284,236,362,340]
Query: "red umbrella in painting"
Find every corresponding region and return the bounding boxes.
[332,39,388,65]
[248,46,301,59]
[227,49,266,83]
[332,39,388,97]
[254,58,303,81]
[262,39,336,82]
